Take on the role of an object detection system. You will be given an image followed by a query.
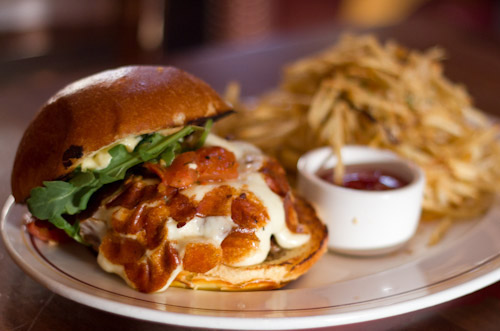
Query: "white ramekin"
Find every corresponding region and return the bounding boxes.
[297,146,425,256]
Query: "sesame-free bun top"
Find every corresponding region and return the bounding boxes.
[11,66,232,202]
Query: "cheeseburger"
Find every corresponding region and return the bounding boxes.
[12,66,327,292]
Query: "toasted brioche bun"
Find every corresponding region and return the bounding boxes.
[171,195,328,291]
[12,66,232,202]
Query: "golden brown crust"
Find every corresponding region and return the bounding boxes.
[11,66,232,202]
[171,194,328,291]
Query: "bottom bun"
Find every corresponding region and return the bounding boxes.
[171,195,328,291]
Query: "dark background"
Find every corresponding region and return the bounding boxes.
[1,0,499,80]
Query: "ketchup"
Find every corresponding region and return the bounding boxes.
[318,164,408,191]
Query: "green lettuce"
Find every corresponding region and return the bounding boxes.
[27,120,212,243]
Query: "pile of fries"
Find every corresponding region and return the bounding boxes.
[217,34,500,243]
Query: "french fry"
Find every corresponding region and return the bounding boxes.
[216,34,500,243]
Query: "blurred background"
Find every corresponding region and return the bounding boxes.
[1,0,499,61]
[1,0,500,109]
[1,0,499,71]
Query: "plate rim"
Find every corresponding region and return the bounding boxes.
[2,195,500,330]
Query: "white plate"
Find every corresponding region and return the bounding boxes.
[2,195,500,330]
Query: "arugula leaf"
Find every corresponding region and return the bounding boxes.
[94,144,139,184]
[160,143,181,166]
[196,119,213,149]
[27,124,208,244]
[28,181,92,243]
[137,126,194,162]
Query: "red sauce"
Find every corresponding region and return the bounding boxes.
[318,164,409,191]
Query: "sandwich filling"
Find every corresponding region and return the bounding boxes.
[78,133,310,292]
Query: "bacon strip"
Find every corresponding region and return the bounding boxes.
[144,146,239,189]
[259,159,291,197]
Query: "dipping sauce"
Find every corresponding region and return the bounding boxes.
[318,164,409,191]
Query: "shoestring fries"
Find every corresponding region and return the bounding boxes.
[216,34,500,242]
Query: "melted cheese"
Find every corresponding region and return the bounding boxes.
[181,172,310,266]
[81,135,142,171]
[205,134,264,175]
[156,265,183,292]
[99,248,184,292]
[205,134,260,160]
[166,216,235,244]
[162,216,236,290]
[97,253,129,285]
[93,133,310,291]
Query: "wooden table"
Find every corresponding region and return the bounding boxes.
[1,15,500,331]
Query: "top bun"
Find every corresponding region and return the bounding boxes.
[11,66,232,202]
